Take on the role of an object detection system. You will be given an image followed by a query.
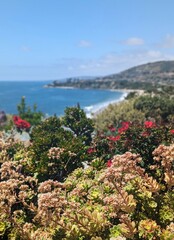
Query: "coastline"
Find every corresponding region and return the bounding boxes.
[85,89,144,118]
[84,91,127,118]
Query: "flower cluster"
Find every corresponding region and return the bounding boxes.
[48,147,76,160]
[0,141,174,239]
[118,121,130,134]
[48,147,65,159]
[13,115,30,130]
[144,121,156,128]
[92,120,174,169]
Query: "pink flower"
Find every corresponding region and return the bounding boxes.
[108,135,121,141]
[144,121,156,128]
[170,129,174,134]
[107,159,112,167]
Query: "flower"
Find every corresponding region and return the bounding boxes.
[170,129,174,134]
[107,159,112,167]
[144,121,156,128]
[118,121,130,134]
[87,147,95,154]
[108,135,121,141]
[108,126,116,132]
[13,115,30,129]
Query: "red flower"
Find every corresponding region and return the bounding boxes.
[108,126,116,132]
[13,115,30,129]
[118,121,130,134]
[107,159,112,167]
[170,129,174,134]
[87,147,95,154]
[108,135,120,141]
[122,121,130,128]
[144,121,156,128]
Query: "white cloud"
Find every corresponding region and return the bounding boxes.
[160,34,174,48]
[59,49,174,77]
[122,37,144,46]
[78,40,91,48]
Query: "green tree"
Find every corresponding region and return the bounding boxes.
[17,96,44,126]
[62,105,94,145]
[134,95,174,122]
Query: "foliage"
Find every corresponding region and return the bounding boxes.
[94,99,145,131]
[17,96,44,126]
[0,93,174,239]
[94,94,174,131]
[29,116,88,182]
[0,136,174,239]
[62,105,94,145]
[90,121,174,171]
[134,95,174,122]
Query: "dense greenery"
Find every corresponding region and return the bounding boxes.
[47,61,174,90]
[17,96,44,126]
[29,115,91,182]
[94,93,174,131]
[0,90,174,239]
[62,105,94,145]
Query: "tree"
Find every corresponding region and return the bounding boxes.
[62,105,94,145]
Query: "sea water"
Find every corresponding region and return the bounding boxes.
[0,81,127,117]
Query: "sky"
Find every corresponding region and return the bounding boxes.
[1,0,174,81]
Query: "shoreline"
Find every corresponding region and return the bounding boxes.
[85,89,144,118]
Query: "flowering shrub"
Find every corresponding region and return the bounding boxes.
[17,96,44,126]
[29,116,89,181]
[92,120,174,171]
[0,140,174,239]
[13,115,31,131]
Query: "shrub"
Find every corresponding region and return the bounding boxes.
[91,121,174,171]
[17,96,44,126]
[62,105,94,145]
[29,116,88,182]
[0,142,174,239]
[134,95,174,122]
[94,99,145,131]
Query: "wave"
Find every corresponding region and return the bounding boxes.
[84,92,128,118]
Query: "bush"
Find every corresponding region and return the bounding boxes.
[90,120,174,171]
[0,141,174,239]
[134,95,174,122]
[94,99,145,131]
[17,96,44,126]
[62,105,94,145]
[29,116,88,182]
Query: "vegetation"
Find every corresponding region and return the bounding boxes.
[47,60,174,90]
[94,93,174,131]
[17,96,44,126]
[0,85,174,239]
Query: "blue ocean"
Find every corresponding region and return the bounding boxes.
[0,81,126,117]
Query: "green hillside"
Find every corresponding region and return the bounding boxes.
[47,60,174,90]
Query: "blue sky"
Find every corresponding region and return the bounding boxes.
[1,0,174,80]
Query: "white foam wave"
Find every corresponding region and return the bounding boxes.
[84,92,128,118]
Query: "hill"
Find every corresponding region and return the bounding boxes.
[47,60,174,90]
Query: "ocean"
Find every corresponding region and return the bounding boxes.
[0,81,127,117]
